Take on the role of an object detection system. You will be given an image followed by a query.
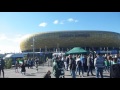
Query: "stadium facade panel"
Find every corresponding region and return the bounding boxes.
[20,31,120,52]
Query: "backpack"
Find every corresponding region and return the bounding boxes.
[110,64,120,78]
[67,58,69,64]
[77,61,82,67]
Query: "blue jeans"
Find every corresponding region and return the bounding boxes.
[76,67,84,75]
[66,64,69,70]
[96,68,103,78]
[71,70,76,78]
[87,66,93,75]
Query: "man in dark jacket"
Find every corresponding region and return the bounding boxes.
[87,54,94,76]
[110,64,120,78]
[70,59,76,78]
[35,58,39,72]
[66,56,69,71]
[0,57,5,78]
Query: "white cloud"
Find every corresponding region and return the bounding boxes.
[67,18,79,23]
[0,34,7,41]
[39,22,47,27]
[68,18,74,22]
[0,33,31,53]
[53,20,59,24]
[0,45,21,53]
[15,34,23,37]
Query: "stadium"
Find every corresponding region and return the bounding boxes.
[20,31,120,53]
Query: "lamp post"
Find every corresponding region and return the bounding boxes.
[92,47,95,65]
[31,37,35,59]
[45,46,47,53]
[33,37,35,58]
[89,48,91,53]
[53,48,55,53]
[107,47,108,55]
[40,48,41,52]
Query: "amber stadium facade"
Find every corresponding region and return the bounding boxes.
[20,31,120,53]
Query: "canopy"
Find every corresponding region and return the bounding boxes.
[66,47,87,55]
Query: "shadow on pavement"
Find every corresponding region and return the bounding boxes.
[103,75,110,78]
[25,73,36,76]
[65,75,72,76]
[37,72,46,74]
[38,67,50,69]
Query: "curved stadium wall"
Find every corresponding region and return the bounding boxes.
[20,31,120,52]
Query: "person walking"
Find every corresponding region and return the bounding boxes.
[15,60,19,73]
[21,61,26,75]
[80,55,85,77]
[52,57,60,78]
[0,57,5,78]
[87,54,94,76]
[94,53,105,78]
[70,59,76,78]
[83,55,87,72]
[66,56,69,71]
[104,57,109,73]
[35,58,39,72]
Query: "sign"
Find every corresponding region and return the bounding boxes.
[111,50,117,54]
[96,50,111,54]
[40,53,44,56]
[59,33,90,38]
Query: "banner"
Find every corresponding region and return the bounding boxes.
[96,50,111,54]
[111,50,117,54]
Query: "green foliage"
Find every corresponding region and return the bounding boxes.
[5,58,12,69]
[24,56,27,60]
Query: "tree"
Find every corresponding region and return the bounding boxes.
[5,58,12,69]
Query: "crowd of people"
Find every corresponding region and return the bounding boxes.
[0,53,120,78]
[51,53,120,78]
[0,57,40,77]
[14,57,40,75]
[0,56,50,78]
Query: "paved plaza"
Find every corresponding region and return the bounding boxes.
[1,63,110,78]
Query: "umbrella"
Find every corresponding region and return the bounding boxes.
[66,47,87,55]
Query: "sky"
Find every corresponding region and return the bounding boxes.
[0,12,120,53]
